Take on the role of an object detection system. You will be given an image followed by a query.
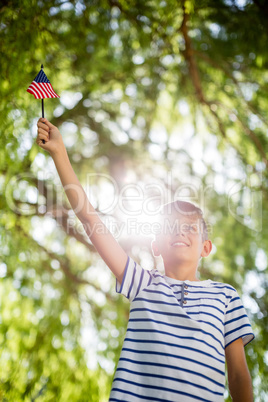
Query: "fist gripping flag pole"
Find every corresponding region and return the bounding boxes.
[27,65,60,142]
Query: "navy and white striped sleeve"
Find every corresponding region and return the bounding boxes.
[224,289,254,348]
[116,256,152,302]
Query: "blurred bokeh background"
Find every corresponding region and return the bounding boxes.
[0,0,267,400]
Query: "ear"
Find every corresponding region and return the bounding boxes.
[201,240,212,258]
[151,239,161,257]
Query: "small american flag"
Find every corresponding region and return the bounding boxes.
[27,69,60,99]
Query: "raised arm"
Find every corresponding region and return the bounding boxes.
[36,118,128,283]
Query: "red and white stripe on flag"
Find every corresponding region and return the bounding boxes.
[27,81,60,99]
[27,68,60,99]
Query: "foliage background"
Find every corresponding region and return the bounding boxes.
[0,0,267,400]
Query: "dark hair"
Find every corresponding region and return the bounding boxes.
[159,200,208,241]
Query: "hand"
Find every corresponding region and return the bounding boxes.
[36,118,64,156]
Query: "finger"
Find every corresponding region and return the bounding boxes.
[37,133,49,142]
[38,126,49,136]
[36,133,49,142]
[36,137,47,147]
[37,141,47,149]
[37,121,50,132]
[41,118,55,129]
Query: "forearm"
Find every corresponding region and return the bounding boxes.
[228,372,253,402]
[52,146,97,225]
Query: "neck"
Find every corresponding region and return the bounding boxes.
[164,261,200,281]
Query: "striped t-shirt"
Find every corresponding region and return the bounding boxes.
[109,257,254,402]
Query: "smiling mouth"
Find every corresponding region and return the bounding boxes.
[171,242,189,247]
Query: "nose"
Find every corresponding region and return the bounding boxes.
[175,229,186,237]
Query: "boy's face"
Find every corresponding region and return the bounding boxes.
[152,212,211,271]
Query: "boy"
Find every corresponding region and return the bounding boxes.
[37,118,254,402]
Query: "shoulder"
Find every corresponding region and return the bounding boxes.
[206,280,239,295]
[117,256,166,301]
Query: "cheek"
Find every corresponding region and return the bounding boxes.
[155,236,171,254]
[192,235,204,250]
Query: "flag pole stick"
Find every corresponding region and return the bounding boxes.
[41,98,45,144]
[42,98,44,118]
[41,64,45,144]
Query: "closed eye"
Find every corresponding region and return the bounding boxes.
[181,224,199,233]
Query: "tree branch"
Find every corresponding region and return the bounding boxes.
[180,5,205,103]
[194,49,268,127]
[179,2,267,168]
